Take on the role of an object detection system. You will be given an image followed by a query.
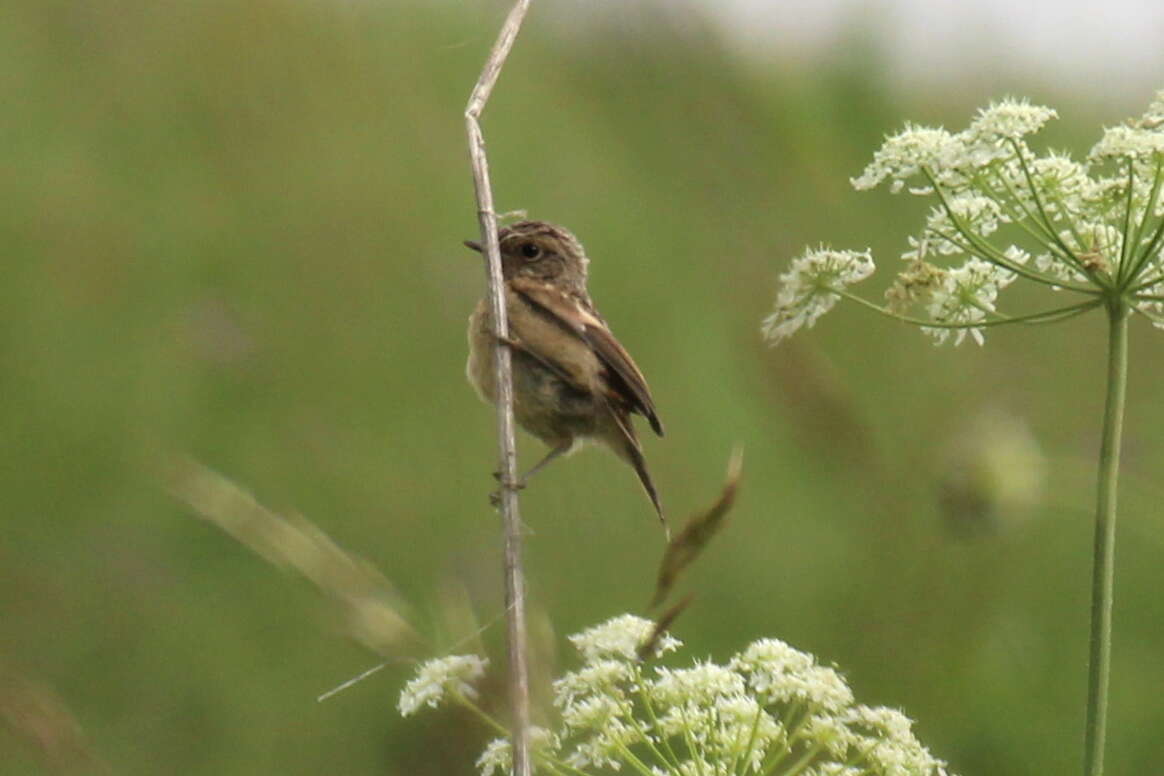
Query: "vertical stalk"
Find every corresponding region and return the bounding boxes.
[464,3,534,774]
[1083,298,1129,776]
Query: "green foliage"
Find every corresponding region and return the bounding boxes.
[1,1,1161,774]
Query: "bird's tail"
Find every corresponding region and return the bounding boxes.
[606,407,668,539]
[626,441,667,538]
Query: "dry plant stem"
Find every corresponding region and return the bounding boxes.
[464,2,533,775]
[1084,299,1129,776]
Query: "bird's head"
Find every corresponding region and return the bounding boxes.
[465,220,589,293]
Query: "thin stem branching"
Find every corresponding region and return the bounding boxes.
[464,2,534,774]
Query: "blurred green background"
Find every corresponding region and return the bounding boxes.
[2,1,1161,773]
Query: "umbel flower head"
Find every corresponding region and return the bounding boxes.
[765,92,1164,346]
[399,614,954,776]
[397,654,488,717]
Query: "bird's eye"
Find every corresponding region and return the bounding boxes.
[520,242,541,259]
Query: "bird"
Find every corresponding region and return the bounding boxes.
[465,220,666,533]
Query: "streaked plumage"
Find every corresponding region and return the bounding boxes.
[465,220,666,531]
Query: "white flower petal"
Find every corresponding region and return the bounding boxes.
[397,654,488,717]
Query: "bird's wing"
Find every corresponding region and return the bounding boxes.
[511,277,664,436]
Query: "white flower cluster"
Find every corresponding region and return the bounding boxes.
[917,194,1008,256]
[771,91,1164,345]
[922,258,1017,346]
[396,654,488,717]
[568,612,682,662]
[1090,125,1164,161]
[1090,89,1164,162]
[965,99,1058,144]
[851,99,1058,194]
[399,615,956,776]
[476,726,559,776]
[1139,90,1164,128]
[762,247,875,345]
[851,124,968,193]
[1135,278,1164,330]
[730,638,854,711]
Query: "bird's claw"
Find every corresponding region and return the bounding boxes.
[493,333,523,350]
[489,472,526,508]
[491,470,527,489]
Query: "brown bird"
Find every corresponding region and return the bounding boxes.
[465,220,666,533]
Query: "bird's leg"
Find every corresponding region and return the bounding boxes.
[489,441,572,507]
[491,442,572,487]
[491,470,527,490]
[519,441,573,484]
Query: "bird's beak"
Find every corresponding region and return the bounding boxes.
[463,240,483,253]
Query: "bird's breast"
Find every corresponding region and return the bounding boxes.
[466,294,605,444]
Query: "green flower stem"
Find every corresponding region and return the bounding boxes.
[1125,204,1164,287]
[980,165,1088,269]
[637,686,682,767]
[844,738,882,773]
[924,173,1047,273]
[676,702,708,776]
[1117,160,1137,278]
[769,740,828,776]
[1010,158,1090,261]
[1127,224,1164,288]
[537,747,599,776]
[932,220,1089,294]
[626,697,677,770]
[1084,298,1130,776]
[977,165,1042,226]
[538,758,586,776]
[1007,143,1087,256]
[1045,185,1096,247]
[1009,138,1101,282]
[756,729,793,774]
[1015,301,1108,324]
[1128,272,1164,294]
[926,224,1067,290]
[758,747,791,776]
[453,691,512,738]
[611,739,659,776]
[1121,158,1161,286]
[837,290,1102,329]
[726,705,765,775]
[1132,306,1164,326]
[758,701,811,776]
[926,222,1100,296]
[922,169,1096,292]
[781,700,810,742]
[543,750,604,776]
